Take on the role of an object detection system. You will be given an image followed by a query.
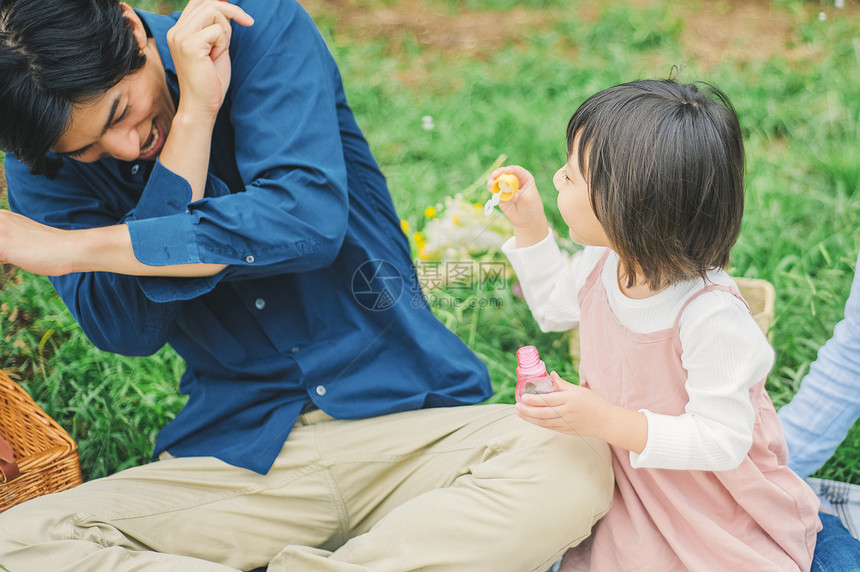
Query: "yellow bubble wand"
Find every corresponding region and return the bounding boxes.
[483,173,520,216]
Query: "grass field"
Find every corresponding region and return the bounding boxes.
[1,0,859,484]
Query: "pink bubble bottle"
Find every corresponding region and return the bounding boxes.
[515,345,556,402]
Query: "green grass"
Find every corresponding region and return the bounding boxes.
[1,0,859,484]
[0,268,187,479]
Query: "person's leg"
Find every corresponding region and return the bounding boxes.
[0,405,611,572]
[270,404,613,572]
[779,252,860,478]
[811,512,860,572]
[0,410,348,572]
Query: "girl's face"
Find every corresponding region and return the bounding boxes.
[553,142,610,248]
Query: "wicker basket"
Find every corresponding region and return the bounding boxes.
[0,370,82,512]
[569,276,776,368]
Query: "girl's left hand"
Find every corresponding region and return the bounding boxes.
[517,372,649,453]
[515,371,612,438]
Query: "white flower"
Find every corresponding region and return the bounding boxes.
[420,193,513,261]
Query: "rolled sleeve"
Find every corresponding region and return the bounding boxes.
[127,214,201,266]
[124,3,350,299]
[125,159,195,220]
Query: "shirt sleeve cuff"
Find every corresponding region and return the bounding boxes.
[126,214,227,303]
[126,160,232,221]
[127,160,194,219]
[126,213,201,266]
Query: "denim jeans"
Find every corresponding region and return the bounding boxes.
[779,251,860,478]
[813,512,860,571]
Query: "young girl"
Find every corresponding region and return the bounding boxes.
[494,80,821,571]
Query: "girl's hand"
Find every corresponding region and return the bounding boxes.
[516,371,610,438]
[515,372,648,453]
[166,0,254,121]
[488,166,548,233]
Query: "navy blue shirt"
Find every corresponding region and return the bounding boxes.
[6,0,491,474]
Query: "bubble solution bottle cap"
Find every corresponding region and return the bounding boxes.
[515,345,556,401]
[516,345,547,377]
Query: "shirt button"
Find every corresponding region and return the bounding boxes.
[130,164,140,175]
[254,298,266,310]
[315,385,327,396]
[245,255,255,264]
[290,346,300,354]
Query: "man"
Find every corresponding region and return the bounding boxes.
[779,251,860,569]
[0,1,612,570]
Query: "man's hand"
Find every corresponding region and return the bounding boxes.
[166,0,254,119]
[159,0,253,201]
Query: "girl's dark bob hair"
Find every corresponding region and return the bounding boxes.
[566,79,745,290]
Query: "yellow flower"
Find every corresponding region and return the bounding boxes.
[424,206,437,219]
[452,214,462,227]
[413,232,424,244]
[400,220,410,233]
[473,203,482,210]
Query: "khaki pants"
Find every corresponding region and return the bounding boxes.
[0,404,612,572]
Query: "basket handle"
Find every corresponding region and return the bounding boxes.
[0,436,20,482]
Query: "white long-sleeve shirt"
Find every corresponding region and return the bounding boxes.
[502,232,775,471]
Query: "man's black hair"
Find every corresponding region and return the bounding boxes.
[0,0,146,176]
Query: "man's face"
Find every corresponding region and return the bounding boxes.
[51,10,175,163]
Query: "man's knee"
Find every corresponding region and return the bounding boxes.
[526,430,614,525]
[0,495,77,554]
[482,418,614,545]
[0,491,149,569]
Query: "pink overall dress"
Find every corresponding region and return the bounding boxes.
[561,252,820,571]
